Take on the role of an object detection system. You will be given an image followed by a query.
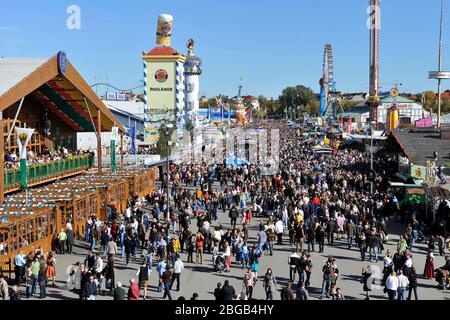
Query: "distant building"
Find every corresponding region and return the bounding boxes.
[345,96,431,129]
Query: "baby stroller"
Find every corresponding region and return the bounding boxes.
[213,253,225,273]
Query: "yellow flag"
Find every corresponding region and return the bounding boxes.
[317,117,323,126]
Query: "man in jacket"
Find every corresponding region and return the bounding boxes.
[66,228,75,254]
[221,280,236,300]
[229,205,239,229]
[326,219,336,246]
[162,267,173,300]
[85,275,97,300]
[107,237,118,260]
[280,281,295,300]
[346,220,356,249]
[296,281,309,300]
[113,281,126,300]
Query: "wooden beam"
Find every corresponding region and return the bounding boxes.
[0,111,4,204]
[97,109,102,176]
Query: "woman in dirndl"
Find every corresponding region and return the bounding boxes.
[46,252,57,286]
[424,250,435,279]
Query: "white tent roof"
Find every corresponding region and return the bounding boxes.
[0,57,47,97]
[102,100,145,119]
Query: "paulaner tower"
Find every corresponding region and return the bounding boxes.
[142,14,186,149]
[184,38,202,129]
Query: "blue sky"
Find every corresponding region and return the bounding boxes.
[1,0,449,98]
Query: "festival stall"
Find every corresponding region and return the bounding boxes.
[95,167,158,198]
[0,205,55,274]
[3,187,99,239]
[59,176,129,220]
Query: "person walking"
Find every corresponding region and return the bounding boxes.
[30,257,40,295]
[162,267,173,300]
[223,241,231,272]
[107,236,118,261]
[195,231,205,264]
[66,228,75,254]
[156,258,167,293]
[369,229,380,262]
[46,252,56,286]
[243,268,256,299]
[38,257,47,298]
[396,269,409,300]
[358,233,367,261]
[320,259,333,299]
[361,266,373,300]
[274,219,284,245]
[25,266,33,298]
[171,254,184,291]
[263,268,277,300]
[316,225,325,253]
[136,262,151,300]
[57,228,67,255]
[296,281,309,300]
[128,278,140,300]
[424,251,435,279]
[346,220,356,249]
[288,250,300,282]
[113,281,127,300]
[408,266,418,300]
[85,275,97,300]
[385,271,398,300]
[221,280,236,300]
[280,281,295,300]
[0,274,9,300]
[13,251,26,285]
[229,205,239,229]
[214,282,224,300]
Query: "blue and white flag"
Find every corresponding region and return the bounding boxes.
[127,127,136,155]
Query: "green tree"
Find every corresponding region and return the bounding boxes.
[279,85,317,110]
[340,100,360,111]
[156,126,175,158]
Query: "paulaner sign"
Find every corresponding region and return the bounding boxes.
[149,87,173,91]
[146,61,176,110]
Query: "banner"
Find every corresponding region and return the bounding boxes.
[110,126,118,172]
[15,127,34,189]
[411,165,426,180]
[127,127,136,155]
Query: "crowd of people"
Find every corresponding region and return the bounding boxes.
[4,147,93,170]
[2,118,450,301]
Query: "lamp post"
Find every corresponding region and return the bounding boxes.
[161,120,173,223]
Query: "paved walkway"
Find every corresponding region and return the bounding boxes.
[22,196,450,300]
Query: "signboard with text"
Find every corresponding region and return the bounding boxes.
[146,61,176,111]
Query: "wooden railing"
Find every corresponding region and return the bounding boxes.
[4,154,94,192]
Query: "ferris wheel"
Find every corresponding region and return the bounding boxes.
[320,44,343,118]
[323,44,335,117]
